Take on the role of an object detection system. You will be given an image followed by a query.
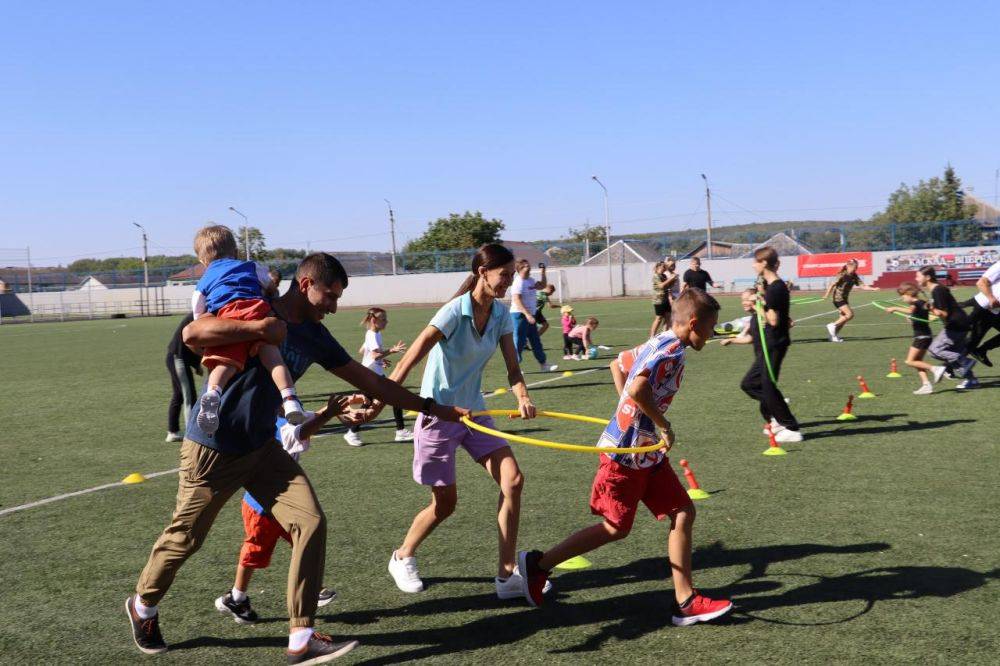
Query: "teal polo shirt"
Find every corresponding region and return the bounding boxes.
[420,292,514,411]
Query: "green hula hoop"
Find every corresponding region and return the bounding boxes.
[871,300,934,324]
[755,300,778,385]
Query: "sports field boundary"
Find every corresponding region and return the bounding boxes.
[0,367,603,518]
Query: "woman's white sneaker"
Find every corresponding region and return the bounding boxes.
[343,431,363,447]
[913,383,933,395]
[388,552,424,593]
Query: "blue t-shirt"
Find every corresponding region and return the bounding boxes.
[185,317,351,454]
[420,292,514,412]
[196,258,266,314]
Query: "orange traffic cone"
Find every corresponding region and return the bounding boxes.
[762,424,787,456]
[857,375,876,398]
[886,358,902,378]
[837,394,858,421]
[679,459,710,500]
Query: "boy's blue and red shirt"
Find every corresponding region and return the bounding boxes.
[599,331,686,470]
[196,258,267,314]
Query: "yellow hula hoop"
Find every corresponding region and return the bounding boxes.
[462,409,666,454]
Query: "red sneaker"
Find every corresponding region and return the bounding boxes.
[516,550,550,608]
[671,590,733,626]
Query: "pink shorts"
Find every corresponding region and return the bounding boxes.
[413,413,509,486]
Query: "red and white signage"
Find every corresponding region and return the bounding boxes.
[797,252,873,278]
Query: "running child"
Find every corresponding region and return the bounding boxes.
[823,258,879,342]
[343,307,413,447]
[561,305,577,360]
[517,289,733,626]
[191,225,304,434]
[650,259,681,337]
[916,266,979,389]
[882,282,945,395]
[215,393,350,624]
[535,284,556,337]
[741,248,803,442]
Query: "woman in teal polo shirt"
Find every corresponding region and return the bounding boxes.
[374,243,542,600]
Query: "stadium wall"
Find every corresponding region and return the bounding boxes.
[3,244,994,322]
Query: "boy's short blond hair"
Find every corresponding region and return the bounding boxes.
[671,288,721,324]
[194,225,238,264]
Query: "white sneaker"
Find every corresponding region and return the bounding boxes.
[496,566,553,599]
[394,429,414,442]
[540,363,558,372]
[957,378,980,390]
[283,398,305,425]
[343,430,363,447]
[197,388,222,435]
[388,552,424,593]
[913,383,933,395]
[774,429,804,443]
[826,323,838,342]
[165,432,183,443]
[562,355,573,360]
[930,366,947,384]
[762,419,787,436]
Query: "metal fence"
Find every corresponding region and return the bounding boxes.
[2,219,997,291]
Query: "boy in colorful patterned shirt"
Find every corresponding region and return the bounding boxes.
[518,289,734,626]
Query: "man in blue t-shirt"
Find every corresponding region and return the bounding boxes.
[127,253,468,664]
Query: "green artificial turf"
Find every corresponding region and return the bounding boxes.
[1,292,998,664]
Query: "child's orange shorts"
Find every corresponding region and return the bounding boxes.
[239,498,291,569]
[589,455,691,532]
[201,298,272,372]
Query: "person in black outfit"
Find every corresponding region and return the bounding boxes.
[166,313,202,442]
[740,248,802,442]
[682,257,715,293]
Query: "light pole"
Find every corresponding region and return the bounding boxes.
[384,199,398,275]
[132,222,149,315]
[701,174,714,260]
[591,175,613,296]
[228,206,250,260]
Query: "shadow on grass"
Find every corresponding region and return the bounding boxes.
[321,542,998,663]
[798,413,906,428]
[807,418,975,439]
[935,378,1000,394]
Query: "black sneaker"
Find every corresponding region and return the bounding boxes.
[214,592,259,624]
[125,596,167,655]
[317,587,337,608]
[287,632,358,665]
[970,348,993,368]
[516,549,550,608]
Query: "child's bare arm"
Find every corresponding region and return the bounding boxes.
[609,360,626,396]
[300,395,351,440]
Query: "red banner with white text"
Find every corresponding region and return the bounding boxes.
[797,252,873,278]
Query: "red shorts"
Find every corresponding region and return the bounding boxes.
[202,298,271,372]
[589,455,691,532]
[239,499,291,569]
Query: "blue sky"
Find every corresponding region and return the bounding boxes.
[2,1,998,265]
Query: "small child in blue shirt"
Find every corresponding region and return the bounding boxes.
[191,225,304,434]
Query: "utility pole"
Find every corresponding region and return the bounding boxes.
[592,175,614,296]
[228,206,250,260]
[701,174,714,260]
[385,199,398,275]
[583,217,591,264]
[133,222,149,316]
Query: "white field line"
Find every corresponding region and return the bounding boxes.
[0,468,180,518]
[0,367,602,518]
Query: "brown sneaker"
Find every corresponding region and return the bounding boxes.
[125,596,167,654]
[287,631,358,665]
